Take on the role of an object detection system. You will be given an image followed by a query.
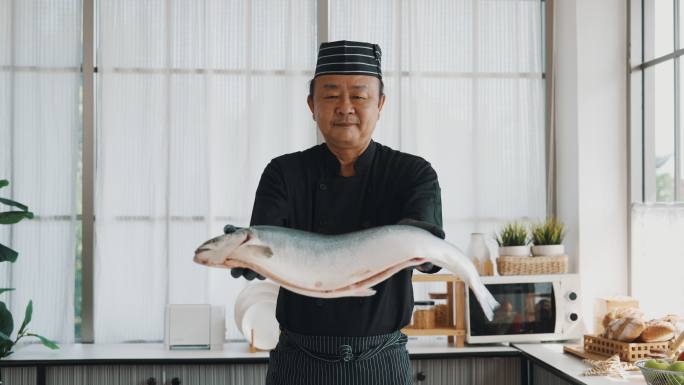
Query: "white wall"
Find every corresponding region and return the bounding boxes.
[556,0,628,332]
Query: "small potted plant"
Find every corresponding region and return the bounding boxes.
[531,217,565,256]
[496,222,530,257]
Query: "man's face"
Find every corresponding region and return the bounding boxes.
[307,75,386,150]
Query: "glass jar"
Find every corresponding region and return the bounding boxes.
[412,300,436,329]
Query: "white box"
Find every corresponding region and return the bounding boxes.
[164,304,225,351]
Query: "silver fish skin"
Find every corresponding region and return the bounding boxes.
[194,225,499,321]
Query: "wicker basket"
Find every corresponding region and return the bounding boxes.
[584,334,673,362]
[496,255,568,275]
[636,360,684,385]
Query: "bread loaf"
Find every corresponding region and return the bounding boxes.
[660,314,683,326]
[602,307,644,329]
[640,320,675,343]
[604,317,646,342]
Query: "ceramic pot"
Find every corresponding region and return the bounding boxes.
[531,244,565,256]
[498,245,531,257]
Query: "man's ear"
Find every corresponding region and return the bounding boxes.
[307,95,315,118]
[377,94,386,114]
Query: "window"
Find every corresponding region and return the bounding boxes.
[632,0,684,201]
[630,0,684,319]
[1,0,547,343]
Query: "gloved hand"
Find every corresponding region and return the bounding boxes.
[230,267,265,281]
[415,262,437,273]
[224,224,265,281]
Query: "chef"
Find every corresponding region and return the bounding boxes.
[230,40,445,385]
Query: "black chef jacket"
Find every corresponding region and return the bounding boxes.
[249,140,444,337]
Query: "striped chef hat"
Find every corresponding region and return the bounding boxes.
[314,40,382,79]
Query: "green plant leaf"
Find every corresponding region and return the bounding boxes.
[0,243,18,263]
[0,180,8,189]
[0,198,28,212]
[18,300,32,336]
[0,330,11,342]
[0,340,14,358]
[0,288,15,295]
[496,222,529,246]
[0,211,34,225]
[26,333,59,350]
[0,301,13,337]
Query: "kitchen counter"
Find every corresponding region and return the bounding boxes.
[0,337,518,366]
[0,339,653,385]
[514,343,647,385]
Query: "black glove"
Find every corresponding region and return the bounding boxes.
[415,261,438,273]
[230,267,265,281]
[224,224,265,281]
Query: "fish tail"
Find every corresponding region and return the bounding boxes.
[470,279,500,322]
[433,252,500,322]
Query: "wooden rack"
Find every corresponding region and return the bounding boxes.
[401,274,466,347]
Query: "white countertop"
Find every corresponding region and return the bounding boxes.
[514,343,647,385]
[1,337,517,363]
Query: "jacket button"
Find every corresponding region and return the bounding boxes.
[319,183,327,190]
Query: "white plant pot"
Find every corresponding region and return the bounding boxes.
[498,245,530,257]
[531,244,565,256]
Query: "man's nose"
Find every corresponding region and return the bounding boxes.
[335,95,355,115]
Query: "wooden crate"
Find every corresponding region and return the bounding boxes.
[583,334,672,362]
[401,274,466,347]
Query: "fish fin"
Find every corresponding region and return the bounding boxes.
[242,245,274,258]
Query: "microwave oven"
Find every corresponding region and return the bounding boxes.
[466,274,583,344]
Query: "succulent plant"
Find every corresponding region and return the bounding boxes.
[531,217,565,245]
[496,222,529,247]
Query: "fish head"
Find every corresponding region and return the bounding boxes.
[193,228,252,266]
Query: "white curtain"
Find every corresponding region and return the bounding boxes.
[330,0,545,305]
[631,203,684,319]
[330,0,546,251]
[0,0,81,343]
[95,0,545,342]
[94,0,318,342]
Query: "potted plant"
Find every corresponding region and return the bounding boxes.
[531,217,565,256]
[0,179,58,360]
[496,222,530,257]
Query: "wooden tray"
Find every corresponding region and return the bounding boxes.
[563,344,616,361]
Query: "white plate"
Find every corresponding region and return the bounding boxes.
[234,282,279,333]
[240,300,279,350]
[235,291,279,335]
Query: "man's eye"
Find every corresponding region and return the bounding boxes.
[325,95,338,99]
[352,96,367,100]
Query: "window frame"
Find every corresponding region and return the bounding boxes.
[631,0,684,203]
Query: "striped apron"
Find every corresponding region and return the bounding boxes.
[265,330,412,385]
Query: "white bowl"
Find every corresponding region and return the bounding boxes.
[241,301,279,350]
